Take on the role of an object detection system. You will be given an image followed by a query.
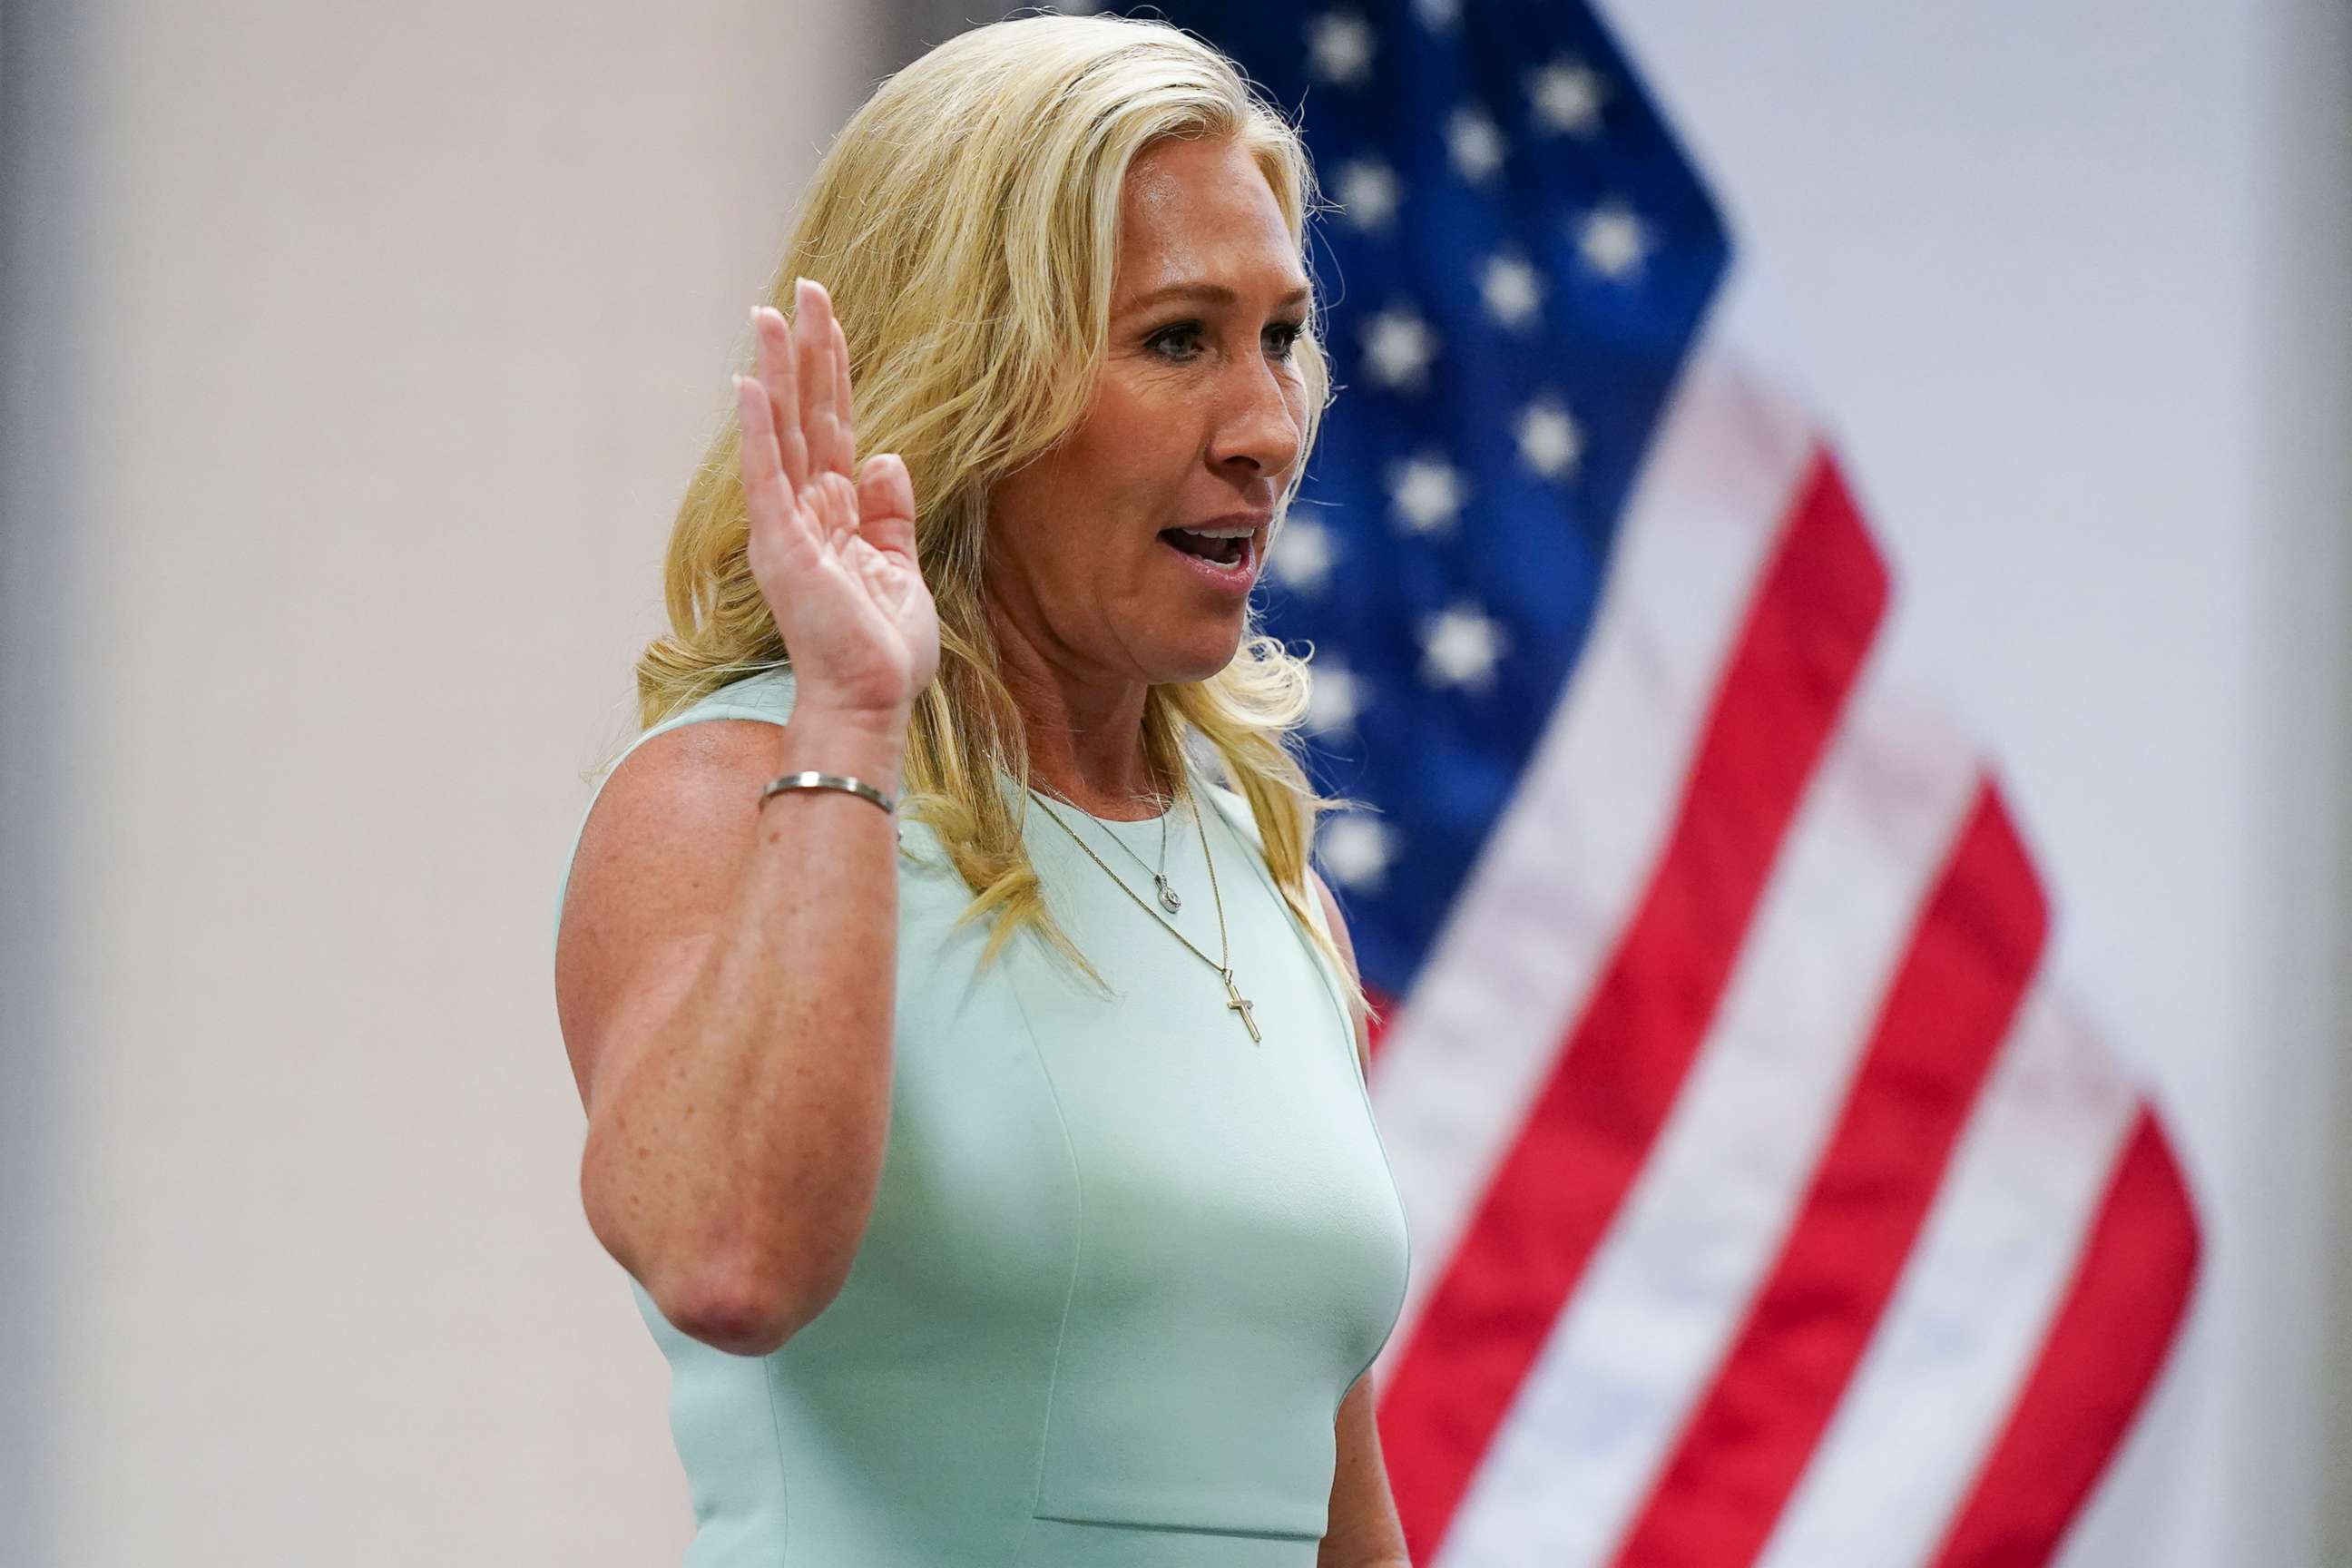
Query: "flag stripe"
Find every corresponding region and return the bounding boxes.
[1609,782,2048,1565]
[1434,565,1987,1565]
[1925,1112,2200,1568]
[1383,448,1889,1557]
[1362,985,1398,1062]
[1753,967,2141,1567]
[1368,334,1818,1375]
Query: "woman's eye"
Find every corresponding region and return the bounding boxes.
[1148,323,1205,360]
[1147,319,1308,363]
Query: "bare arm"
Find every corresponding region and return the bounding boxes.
[556,709,906,1356]
[1322,1371,1410,1568]
[1311,868,1413,1567]
[554,279,939,1357]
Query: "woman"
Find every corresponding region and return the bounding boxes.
[554,15,1412,1565]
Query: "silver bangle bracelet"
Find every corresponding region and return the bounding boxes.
[759,770,897,815]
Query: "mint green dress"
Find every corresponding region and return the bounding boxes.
[553,666,1412,1566]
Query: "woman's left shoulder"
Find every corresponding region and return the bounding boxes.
[1197,780,1342,930]
[1195,778,1265,848]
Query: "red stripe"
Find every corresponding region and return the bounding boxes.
[1608,781,2048,1566]
[1378,452,1888,1560]
[1925,1112,2200,1568]
[1364,982,1397,1066]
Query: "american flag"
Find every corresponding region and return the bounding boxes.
[1113,1,2205,1563]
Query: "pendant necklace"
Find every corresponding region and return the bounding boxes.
[1026,782,1260,1044]
[1062,785,1181,913]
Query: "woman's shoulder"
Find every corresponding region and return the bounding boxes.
[1190,769,1307,870]
[642,663,799,742]
[1195,775,1260,847]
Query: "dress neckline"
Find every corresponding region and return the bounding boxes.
[1021,758,1198,830]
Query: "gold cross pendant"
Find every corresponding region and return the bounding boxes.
[1220,968,1261,1044]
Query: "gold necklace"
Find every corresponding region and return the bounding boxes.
[1026,785,1261,1044]
[1031,779,1181,912]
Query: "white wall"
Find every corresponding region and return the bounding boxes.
[1604,2,2352,1563]
[1,3,885,1561]
[0,0,83,1553]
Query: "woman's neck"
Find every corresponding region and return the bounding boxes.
[987,610,1171,821]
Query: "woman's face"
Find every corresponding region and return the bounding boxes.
[985,133,1311,692]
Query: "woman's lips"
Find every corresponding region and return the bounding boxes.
[1157,527,1259,594]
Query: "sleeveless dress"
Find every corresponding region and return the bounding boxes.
[552,666,1412,1567]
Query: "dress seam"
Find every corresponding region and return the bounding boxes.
[762,1354,793,1566]
[1005,966,1086,1566]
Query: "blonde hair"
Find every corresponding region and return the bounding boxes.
[634,13,1365,1022]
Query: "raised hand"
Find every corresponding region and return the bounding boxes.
[735,278,941,730]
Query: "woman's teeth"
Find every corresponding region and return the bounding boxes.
[1163,527,1250,564]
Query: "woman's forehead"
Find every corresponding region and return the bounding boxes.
[1115,140,1307,304]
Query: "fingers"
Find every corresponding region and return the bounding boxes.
[797,278,856,480]
[744,279,866,573]
[806,468,861,548]
[734,373,784,505]
[735,374,817,564]
[750,305,808,493]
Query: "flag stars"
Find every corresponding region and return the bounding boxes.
[1318,812,1400,893]
[1269,514,1339,595]
[1333,158,1402,232]
[1446,106,1507,185]
[1305,657,1367,734]
[1411,0,1460,28]
[1388,456,1468,536]
[1480,252,1544,330]
[1421,602,1510,691]
[1360,305,1439,389]
[1529,58,1609,137]
[1515,397,1584,480]
[1575,199,1653,279]
[1307,13,1377,87]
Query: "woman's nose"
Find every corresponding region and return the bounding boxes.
[1210,355,1302,480]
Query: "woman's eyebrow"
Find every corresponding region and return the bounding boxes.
[1123,280,1314,312]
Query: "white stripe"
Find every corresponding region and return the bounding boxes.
[1753,954,2141,1567]
[1369,290,1818,1382]
[1436,587,1987,1565]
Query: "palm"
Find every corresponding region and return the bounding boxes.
[738,279,941,720]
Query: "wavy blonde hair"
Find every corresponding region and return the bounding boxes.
[633,12,1364,1022]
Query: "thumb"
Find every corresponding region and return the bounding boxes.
[856,453,918,558]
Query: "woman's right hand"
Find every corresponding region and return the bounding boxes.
[736,278,941,731]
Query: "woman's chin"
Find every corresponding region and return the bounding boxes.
[1145,620,1249,686]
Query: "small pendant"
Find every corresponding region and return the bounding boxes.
[1155,876,1181,914]
[1220,968,1261,1044]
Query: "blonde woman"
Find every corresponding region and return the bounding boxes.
[554,15,1411,1565]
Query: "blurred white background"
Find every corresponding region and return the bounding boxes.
[1,1,2343,1563]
